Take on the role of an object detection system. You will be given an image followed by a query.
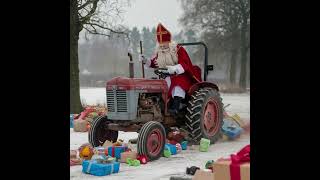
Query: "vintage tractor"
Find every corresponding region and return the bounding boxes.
[89,42,224,161]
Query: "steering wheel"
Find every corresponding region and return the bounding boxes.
[154,68,170,76]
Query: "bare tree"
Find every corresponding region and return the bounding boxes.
[179,0,250,89]
[70,0,129,113]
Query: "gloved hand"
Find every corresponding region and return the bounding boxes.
[139,54,147,64]
[166,65,177,75]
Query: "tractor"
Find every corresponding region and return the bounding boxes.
[89,42,224,161]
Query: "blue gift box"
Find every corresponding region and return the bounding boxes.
[107,146,127,159]
[70,114,74,128]
[165,144,177,155]
[181,141,188,150]
[222,119,243,139]
[82,160,120,176]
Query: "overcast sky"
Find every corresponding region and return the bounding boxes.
[122,0,183,34]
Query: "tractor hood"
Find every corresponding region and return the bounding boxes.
[106,77,168,92]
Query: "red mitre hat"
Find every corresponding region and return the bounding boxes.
[156,23,171,44]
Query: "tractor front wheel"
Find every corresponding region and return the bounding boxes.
[88,116,118,147]
[137,121,166,161]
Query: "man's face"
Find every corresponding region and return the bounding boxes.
[159,42,169,50]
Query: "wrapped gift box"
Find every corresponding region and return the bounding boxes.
[199,138,210,152]
[222,119,243,139]
[165,143,177,155]
[82,160,120,176]
[213,145,250,180]
[181,141,188,150]
[120,151,137,163]
[107,146,127,159]
[193,169,215,180]
[213,160,250,180]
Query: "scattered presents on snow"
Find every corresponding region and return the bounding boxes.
[75,107,95,120]
[213,144,250,180]
[165,143,177,155]
[102,140,113,149]
[181,141,188,150]
[73,118,88,132]
[176,143,182,153]
[70,149,82,166]
[222,118,243,140]
[94,147,106,156]
[136,154,148,164]
[74,106,107,122]
[186,166,200,175]
[70,150,77,159]
[228,113,245,128]
[95,156,115,164]
[107,145,127,159]
[91,152,106,161]
[167,129,187,143]
[79,143,94,160]
[199,138,210,152]
[87,112,99,119]
[193,169,215,180]
[164,148,171,158]
[126,158,141,166]
[70,158,82,166]
[113,139,124,146]
[82,159,120,176]
[120,151,137,163]
[96,156,116,164]
[205,160,215,172]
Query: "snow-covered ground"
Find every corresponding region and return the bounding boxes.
[70,88,250,180]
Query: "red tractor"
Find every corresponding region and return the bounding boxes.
[89,42,224,161]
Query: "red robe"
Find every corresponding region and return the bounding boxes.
[149,45,201,98]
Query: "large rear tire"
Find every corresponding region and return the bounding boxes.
[88,116,118,147]
[137,121,166,161]
[185,88,223,144]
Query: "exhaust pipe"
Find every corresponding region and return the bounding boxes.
[128,52,134,78]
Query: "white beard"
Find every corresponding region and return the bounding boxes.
[155,42,179,68]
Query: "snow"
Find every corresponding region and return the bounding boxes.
[71,88,250,179]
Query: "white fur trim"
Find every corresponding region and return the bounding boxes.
[174,64,185,74]
[144,59,152,68]
[172,86,186,98]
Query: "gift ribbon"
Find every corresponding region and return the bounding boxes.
[86,160,115,174]
[229,145,250,180]
[86,161,94,173]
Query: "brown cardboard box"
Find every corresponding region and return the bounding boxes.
[120,151,137,163]
[193,169,215,180]
[213,160,250,180]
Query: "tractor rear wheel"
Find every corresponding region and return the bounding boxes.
[88,116,118,147]
[137,121,166,161]
[185,88,223,144]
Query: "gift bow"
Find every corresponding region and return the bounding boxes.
[229,145,250,180]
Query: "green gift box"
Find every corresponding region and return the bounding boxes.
[199,138,210,152]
